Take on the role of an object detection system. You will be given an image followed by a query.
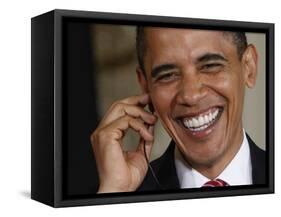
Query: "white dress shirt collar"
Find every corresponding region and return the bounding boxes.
[174,130,252,188]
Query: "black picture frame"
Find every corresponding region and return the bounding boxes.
[31,9,274,207]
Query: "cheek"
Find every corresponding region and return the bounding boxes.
[206,69,245,129]
[207,71,233,92]
[219,72,245,108]
[150,86,176,117]
[150,86,179,139]
[205,68,244,105]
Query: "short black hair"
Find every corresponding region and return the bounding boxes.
[136,26,248,73]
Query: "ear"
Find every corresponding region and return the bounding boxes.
[242,44,258,88]
[136,66,149,94]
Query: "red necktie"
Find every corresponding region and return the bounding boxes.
[202,179,229,187]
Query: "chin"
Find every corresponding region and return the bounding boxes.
[181,142,226,167]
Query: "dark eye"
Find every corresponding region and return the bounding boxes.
[156,72,180,82]
[203,63,222,69]
[201,63,223,72]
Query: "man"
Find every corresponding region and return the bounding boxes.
[91,27,265,193]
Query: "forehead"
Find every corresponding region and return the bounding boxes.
[144,27,236,61]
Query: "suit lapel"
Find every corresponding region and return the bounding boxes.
[154,141,180,190]
[137,140,180,191]
[139,134,266,191]
[158,135,266,187]
[247,134,266,184]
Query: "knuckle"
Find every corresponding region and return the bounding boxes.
[114,101,125,109]
[109,101,119,110]
[111,102,127,114]
[92,129,106,142]
[120,96,134,103]
[130,118,143,130]
[90,130,98,145]
[90,131,100,153]
[98,129,109,141]
[119,98,128,103]
[133,106,142,116]
[91,129,121,149]
[101,128,122,141]
[124,115,132,122]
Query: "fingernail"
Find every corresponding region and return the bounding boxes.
[148,125,154,134]
[150,115,157,123]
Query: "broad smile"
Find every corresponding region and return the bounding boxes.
[176,106,224,138]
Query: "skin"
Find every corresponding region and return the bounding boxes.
[137,28,258,179]
[91,94,158,192]
[91,27,258,193]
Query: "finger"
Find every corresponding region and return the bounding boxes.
[137,125,155,159]
[119,93,150,106]
[107,116,154,142]
[98,94,151,128]
[99,103,157,128]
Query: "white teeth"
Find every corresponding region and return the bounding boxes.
[204,115,209,123]
[182,108,221,131]
[193,118,199,127]
[214,109,218,118]
[198,116,204,126]
[208,113,212,121]
[189,120,193,127]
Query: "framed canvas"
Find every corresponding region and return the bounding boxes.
[31,9,274,207]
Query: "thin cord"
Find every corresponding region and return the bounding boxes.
[143,142,164,190]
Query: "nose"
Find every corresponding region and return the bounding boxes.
[176,72,207,106]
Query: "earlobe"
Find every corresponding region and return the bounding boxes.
[136,67,149,93]
[136,67,158,115]
[242,44,258,88]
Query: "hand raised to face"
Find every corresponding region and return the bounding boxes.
[91,94,157,193]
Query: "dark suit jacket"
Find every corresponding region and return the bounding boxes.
[138,134,266,191]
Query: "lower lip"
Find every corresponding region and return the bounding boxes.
[179,109,223,139]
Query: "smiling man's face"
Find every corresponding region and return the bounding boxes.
[137,27,257,175]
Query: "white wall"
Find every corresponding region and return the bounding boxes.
[0,0,279,216]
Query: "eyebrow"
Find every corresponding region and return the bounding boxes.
[151,64,177,78]
[150,53,227,78]
[196,53,228,63]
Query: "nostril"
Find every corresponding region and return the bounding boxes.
[176,91,203,106]
[176,81,208,106]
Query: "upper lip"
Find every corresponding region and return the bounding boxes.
[173,106,224,120]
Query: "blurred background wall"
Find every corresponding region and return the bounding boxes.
[91,24,266,161]
[243,33,266,152]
